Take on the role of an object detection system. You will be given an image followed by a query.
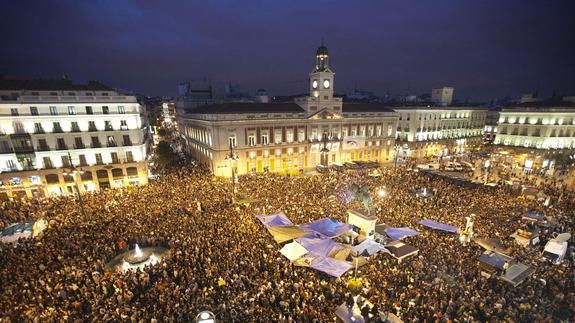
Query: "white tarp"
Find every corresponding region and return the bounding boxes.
[280,241,308,261]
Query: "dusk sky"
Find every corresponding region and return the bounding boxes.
[1,0,574,101]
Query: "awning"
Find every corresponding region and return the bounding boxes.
[351,239,386,256]
[295,236,341,257]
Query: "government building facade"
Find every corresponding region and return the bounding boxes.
[0,79,149,199]
[178,46,400,176]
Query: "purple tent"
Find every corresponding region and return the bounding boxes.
[296,236,341,257]
[418,219,458,233]
[385,227,420,240]
[256,212,294,227]
[309,256,353,278]
[299,218,352,238]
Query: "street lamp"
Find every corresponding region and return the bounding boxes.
[378,186,386,198]
[320,133,330,167]
[394,138,402,167]
[62,152,85,217]
[225,141,239,201]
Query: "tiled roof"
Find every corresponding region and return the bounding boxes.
[0,79,113,91]
[342,103,395,113]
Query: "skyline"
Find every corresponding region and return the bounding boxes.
[1,0,574,101]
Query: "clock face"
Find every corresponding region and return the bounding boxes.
[312,80,318,89]
[323,79,330,89]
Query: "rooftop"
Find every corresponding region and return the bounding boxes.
[342,103,395,113]
[0,78,114,92]
[189,102,305,114]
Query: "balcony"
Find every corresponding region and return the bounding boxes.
[74,143,85,149]
[34,129,45,134]
[56,144,68,150]
[37,145,51,152]
[107,142,118,148]
[88,126,98,132]
[123,140,133,146]
[71,126,82,133]
[43,162,54,169]
[13,146,34,153]
[91,142,102,148]
[53,127,64,133]
[105,126,114,131]
[0,147,14,154]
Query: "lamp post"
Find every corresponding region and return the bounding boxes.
[320,133,330,167]
[225,141,239,202]
[394,138,402,167]
[63,152,85,217]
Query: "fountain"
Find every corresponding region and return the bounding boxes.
[105,244,169,273]
[124,244,150,265]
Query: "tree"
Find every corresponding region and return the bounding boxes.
[154,141,177,168]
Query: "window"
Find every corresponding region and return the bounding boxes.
[123,135,132,146]
[78,154,87,166]
[126,151,134,162]
[248,133,256,146]
[102,106,109,114]
[43,157,53,169]
[91,136,101,148]
[68,106,76,115]
[120,120,128,130]
[111,152,119,164]
[275,148,281,157]
[49,106,58,115]
[104,121,113,131]
[107,136,117,147]
[274,130,282,144]
[95,153,103,165]
[287,147,293,156]
[71,121,80,132]
[86,106,93,114]
[61,155,71,168]
[261,133,269,145]
[88,121,97,131]
[263,150,269,157]
[286,129,294,143]
[68,92,76,96]
[298,128,305,142]
[34,123,44,134]
[228,135,236,148]
[118,106,126,114]
[10,108,18,116]
[74,137,84,149]
[57,138,67,150]
[38,139,49,151]
[53,122,63,133]
[249,151,256,159]
[30,107,38,116]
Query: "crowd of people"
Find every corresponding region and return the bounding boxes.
[0,161,573,322]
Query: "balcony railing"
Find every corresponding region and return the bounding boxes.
[88,126,98,132]
[107,142,118,147]
[123,141,133,146]
[74,143,85,149]
[91,142,102,148]
[13,146,34,153]
[37,145,51,151]
[56,144,68,150]
[53,127,64,133]
[71,126,82,133]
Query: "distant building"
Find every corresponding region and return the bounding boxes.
[0,78,149,200]
[254,89,270,103]
[394,106,487,159]
[431,87,454,106]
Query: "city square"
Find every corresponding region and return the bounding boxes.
[1,1,574,322]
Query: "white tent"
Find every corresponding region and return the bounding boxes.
[280,241,308,261]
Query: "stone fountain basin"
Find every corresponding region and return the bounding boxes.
[105,247,169,273]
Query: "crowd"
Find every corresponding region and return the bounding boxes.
[0,161,574,322]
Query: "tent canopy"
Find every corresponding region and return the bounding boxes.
[418,219,458,233]
[299,218,352,238]
[385,227,420,240]
[1,221,35,244]
[351,239,386,256]
[256,212,294,227]
[474,238,511,255]
[296,236,341,257]
[309,256,353,278]
[266,226,309,244]
[522,210,544,221]
[280,241,308,261]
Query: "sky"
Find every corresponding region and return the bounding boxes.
[1,0,574,101]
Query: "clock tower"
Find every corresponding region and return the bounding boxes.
[309,45,334,101]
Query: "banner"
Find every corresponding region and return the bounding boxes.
[342,136,366,150]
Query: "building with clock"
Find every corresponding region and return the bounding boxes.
[178,45,400,176]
